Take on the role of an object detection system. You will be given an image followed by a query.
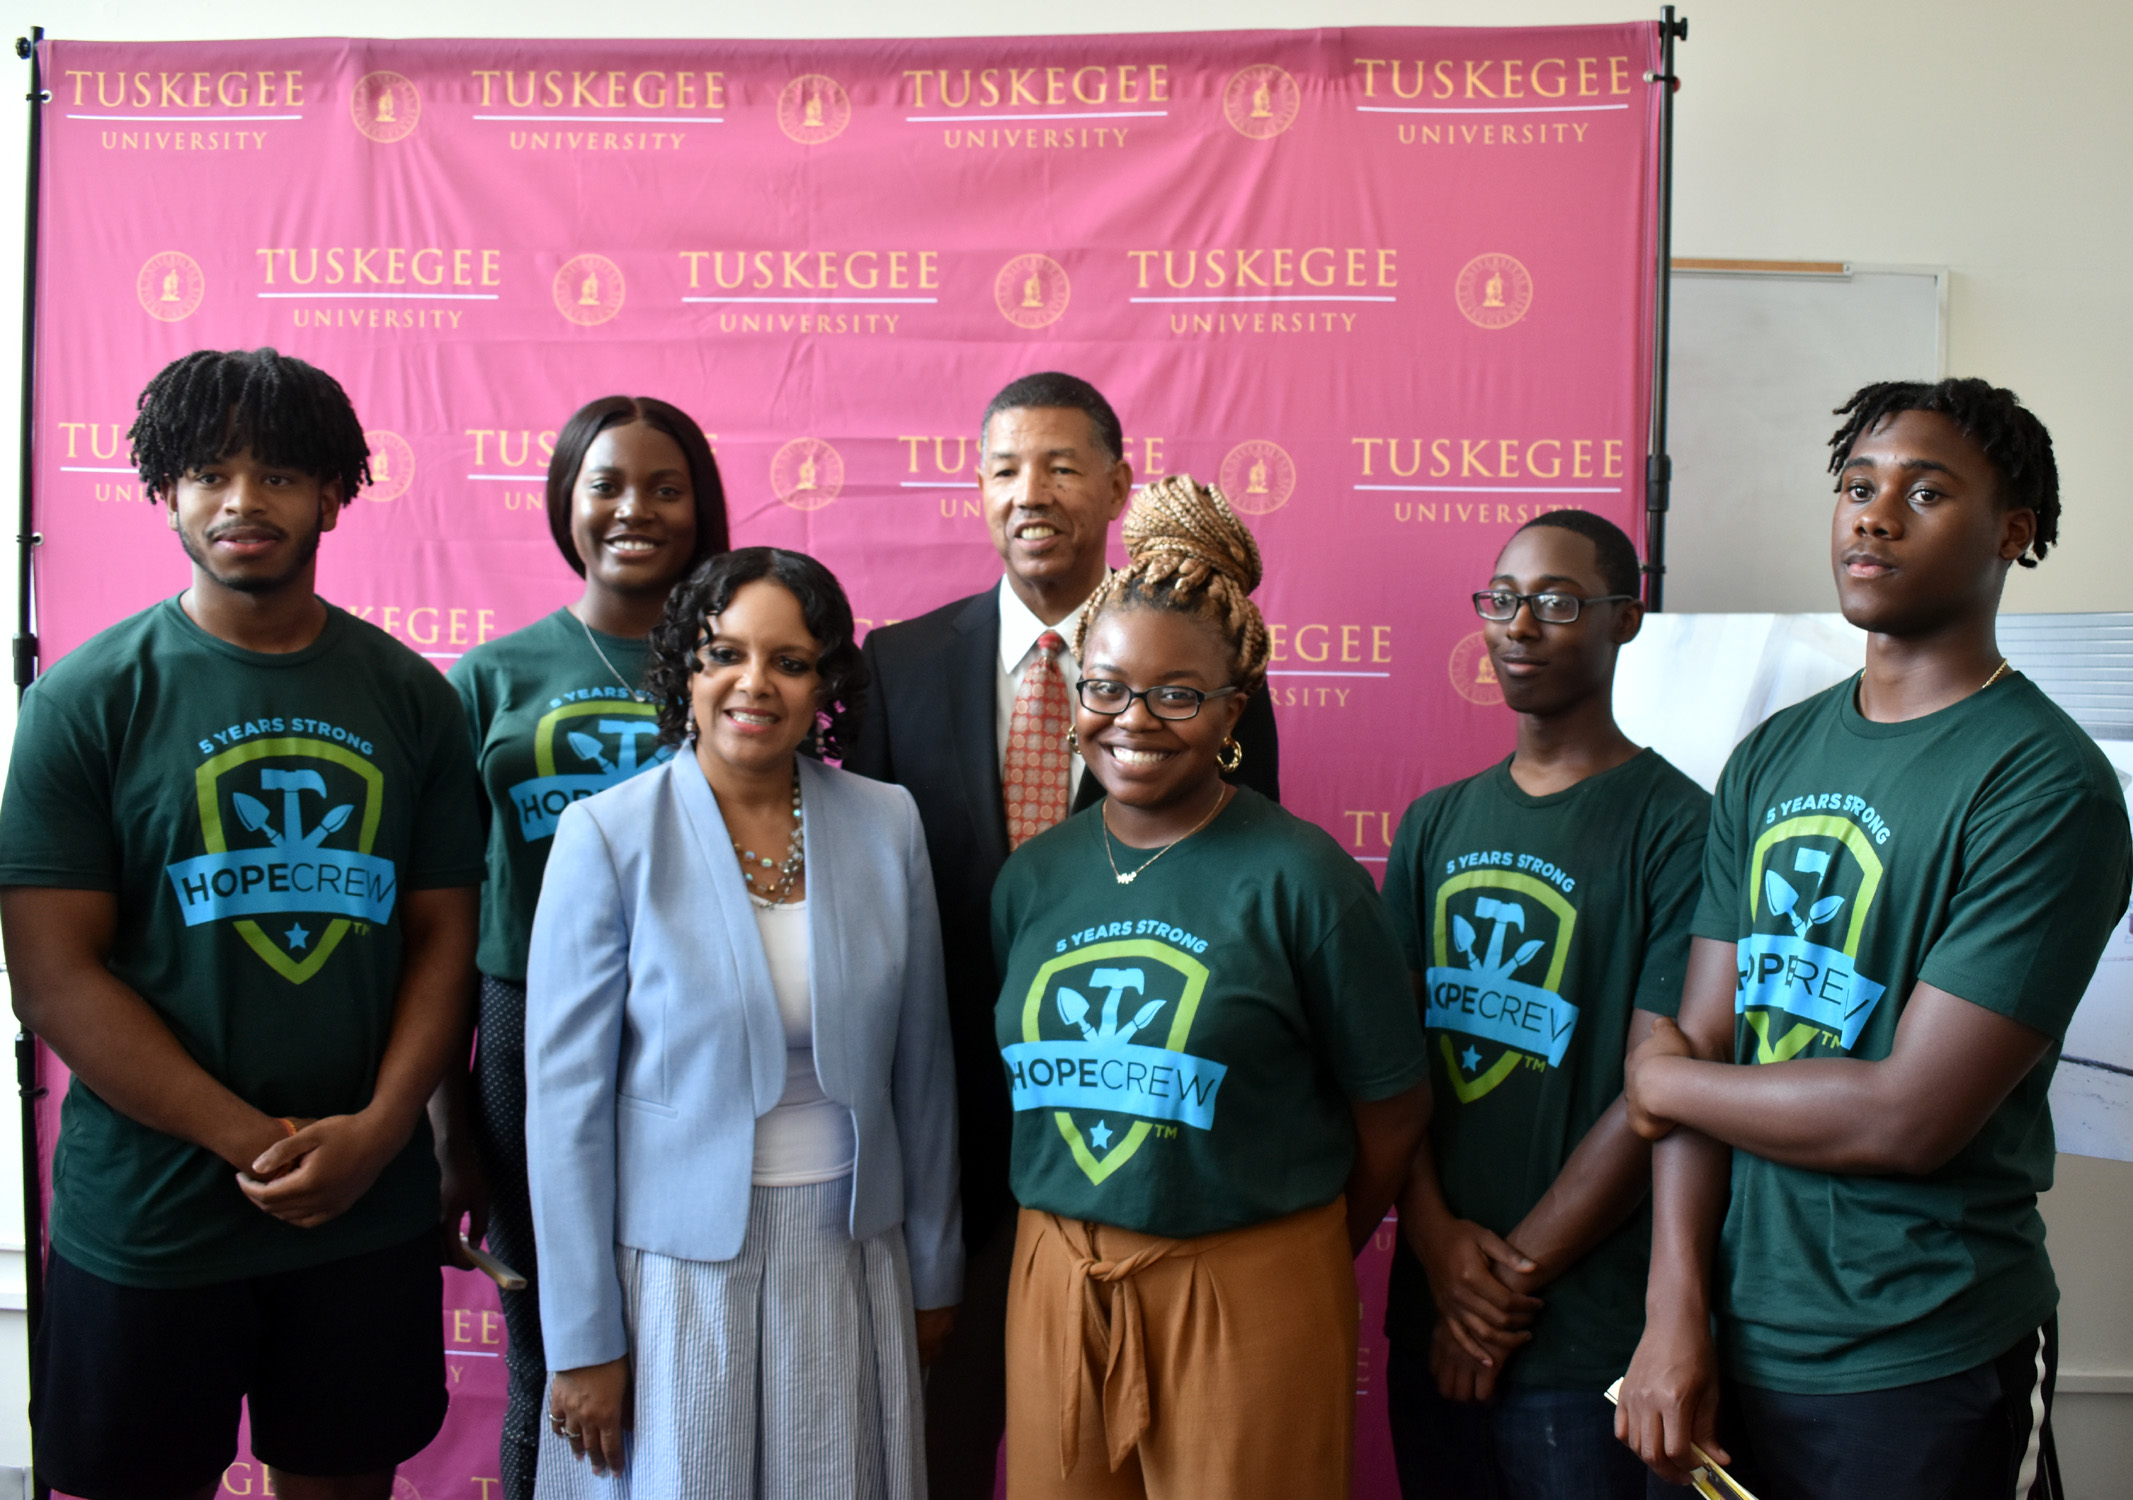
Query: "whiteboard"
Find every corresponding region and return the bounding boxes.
[1663,265,1947,613]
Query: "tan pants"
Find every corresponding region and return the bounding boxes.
[1003,1199,1356,1500]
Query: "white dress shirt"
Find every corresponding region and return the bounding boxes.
[995,580,1086,806]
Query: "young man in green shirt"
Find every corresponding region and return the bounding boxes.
[0,348,484,1500]
[1617,379,2130,1500]
[1382,510,1709,1500]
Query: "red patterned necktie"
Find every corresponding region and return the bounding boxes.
[1005,629,1071,848]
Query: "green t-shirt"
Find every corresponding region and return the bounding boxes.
[448,609,669,983]
[991,788,1428,1240]
[1695,673,2131,1393]
[1380,750,1710,1389]
[0,599,486,1288]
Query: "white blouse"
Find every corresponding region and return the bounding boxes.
[748,898,858,1186]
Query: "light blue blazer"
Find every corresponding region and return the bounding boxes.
[525,751,963,1372]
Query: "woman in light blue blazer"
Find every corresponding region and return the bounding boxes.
[526,547,963,1499]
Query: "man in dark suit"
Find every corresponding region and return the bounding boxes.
[847,371,1279,1498]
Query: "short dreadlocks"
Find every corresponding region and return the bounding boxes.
[1827,378,2059,568]
[129,348,371,506]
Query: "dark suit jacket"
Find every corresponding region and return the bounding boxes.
[845,581,1280,1246]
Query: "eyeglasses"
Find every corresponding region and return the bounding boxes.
[1471,589,1638,624]
[1075,680,1240,721]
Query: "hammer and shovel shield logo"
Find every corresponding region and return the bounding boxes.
[507,699,670,843]
[1738,814,1888,1062]
[165,738,391,984]
[1003,940,1221,1186]
[1426,873,1579,1103]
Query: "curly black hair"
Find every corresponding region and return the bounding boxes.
[129,348,371,505]
[545,394,731,577]
[645,548,868,761]
[1827,378,2060,568]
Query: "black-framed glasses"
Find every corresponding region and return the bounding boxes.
[1471,589,1638,624]
[1075,680,1241,721]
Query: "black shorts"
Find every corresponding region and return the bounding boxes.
[33,1230,448,1500]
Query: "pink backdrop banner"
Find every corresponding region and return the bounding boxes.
[31,25,1660,1497]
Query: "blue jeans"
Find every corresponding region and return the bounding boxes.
[1386,1343,1684,1500]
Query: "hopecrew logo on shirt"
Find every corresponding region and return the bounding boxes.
[1425,871,1579,1102]
[165,736,392,983]
[1738,813,1889,1062]
[508,694,671,842]
[1001,939,1225,1185]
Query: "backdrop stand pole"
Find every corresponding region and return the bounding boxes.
[1644,6,1686,611]
[12,25,45,1455]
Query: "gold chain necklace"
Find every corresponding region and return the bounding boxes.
[1101,785,1231,886]
[1979,658,2011,692]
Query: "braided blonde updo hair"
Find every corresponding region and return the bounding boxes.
[1076,474,1271,694]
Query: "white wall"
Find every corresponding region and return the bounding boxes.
[0,0,2126,1484]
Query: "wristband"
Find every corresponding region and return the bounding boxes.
[277,1116,299,1138]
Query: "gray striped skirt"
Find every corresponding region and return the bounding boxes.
[534,1175,925,1500]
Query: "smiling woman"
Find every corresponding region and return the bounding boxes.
[989,476,1430,1500]
[444,392,730,1499]
[522,546,962,1500]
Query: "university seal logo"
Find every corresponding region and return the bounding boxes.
[994,254,1070,329]
[1738,811,1888,1062]
[1004,940,1222,1185]
[778,74,851,144]
[361,430,415,504]
[1218,441,1297,516]
[1455,253,1534,330]
[508,698,669,843]
[351,71,421,143]
[166,737,392,984]
[770,437,844,511]
[1426,873,1579,1102]
[1222,64,1301,140]
[1447,631,1503,706]
[553,254,626,326]
[137,251,204,322]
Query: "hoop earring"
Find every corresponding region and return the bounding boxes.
[1217,737,1244,774]
[1065,728,1081,757]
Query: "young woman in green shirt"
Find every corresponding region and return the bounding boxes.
[991,476,1429,1499]
[446,395,728,1500]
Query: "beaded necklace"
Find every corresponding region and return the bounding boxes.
[733,771,805,905]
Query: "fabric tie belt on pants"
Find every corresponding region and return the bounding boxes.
[1007,1197,1354,1498]
[1046,1213,1246,1477]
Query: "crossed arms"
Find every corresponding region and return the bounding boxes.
[1613,935,2051,1484]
